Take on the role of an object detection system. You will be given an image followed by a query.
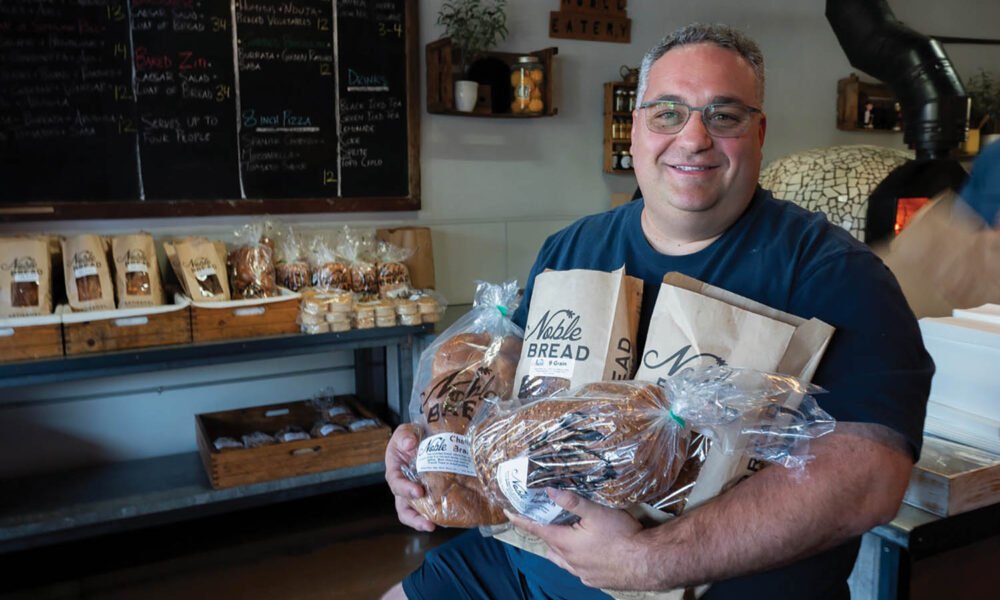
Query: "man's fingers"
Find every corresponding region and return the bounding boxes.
[546,487,599,519]
[395,495,436,532]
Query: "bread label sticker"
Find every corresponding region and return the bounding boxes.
[126,262,149,273]
[348,418,378,431]
[318,423,341,436]
[327,405,352,418]
[496,456,565,525]
[415,433,476,477]
[194,266,217,280]
[73,265,99,278]
[527,355,575,379]
[13,272,39,283]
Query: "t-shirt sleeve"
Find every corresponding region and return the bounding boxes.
[789,250,934,459]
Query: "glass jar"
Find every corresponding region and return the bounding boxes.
[620,149,633,169]
[511,56,544,115]
[628,89,637,111]
[614,88,626,112]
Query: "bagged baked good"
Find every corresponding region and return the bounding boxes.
[308,236,352,291]
[470,367,836,525]
[338,226,379,300]
[273,225,310,292]
[0,235,52,318]
[165,237,230,302]
[376,240,413,299]
[227,223,278,299]
[62,234,115,311]
[111,233,165,309]
[404,280,523,528]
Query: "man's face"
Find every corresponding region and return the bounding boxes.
[631,43,766,219]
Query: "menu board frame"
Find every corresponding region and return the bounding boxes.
[0,0,420,221]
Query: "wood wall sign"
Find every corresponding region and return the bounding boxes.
[549,0,631,44]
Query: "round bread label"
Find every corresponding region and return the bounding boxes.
[496,456,565,525]
[415,433,476,477]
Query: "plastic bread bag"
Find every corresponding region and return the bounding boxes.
[468,367,834,526]
[273,224,311,292]
[376,240,414,299]
[308,235,351,292]
[408,288,448,324]
[337,226,380,301]
[402,280,524,528]
[227,222,277,299]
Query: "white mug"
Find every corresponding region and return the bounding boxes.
[454,80,478,112]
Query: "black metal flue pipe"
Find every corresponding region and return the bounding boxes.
[826,0,969,159]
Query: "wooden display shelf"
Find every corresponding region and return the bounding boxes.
[604,80,636,174]
[426,38,558,117]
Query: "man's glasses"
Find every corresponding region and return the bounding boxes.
[638,100,762,138]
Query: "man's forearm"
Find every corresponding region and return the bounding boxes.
[631,424,914,590]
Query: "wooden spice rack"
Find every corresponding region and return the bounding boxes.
[604,80,636,174]
[426,38,558,117]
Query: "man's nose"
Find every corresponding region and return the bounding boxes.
[673,109,714,150]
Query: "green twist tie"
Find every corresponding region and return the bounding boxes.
[669,409,686,429]
[496,305,509,317]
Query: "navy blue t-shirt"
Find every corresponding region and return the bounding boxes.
[507,187,933,599]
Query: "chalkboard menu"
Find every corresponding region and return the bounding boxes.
[0,0,419,219]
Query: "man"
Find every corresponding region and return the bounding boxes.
[383,23,932,600]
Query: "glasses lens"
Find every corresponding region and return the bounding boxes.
[704,104,752,137]
[645,102,689,134]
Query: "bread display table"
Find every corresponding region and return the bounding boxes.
[0,325,429,553]
[853,501,1000,599]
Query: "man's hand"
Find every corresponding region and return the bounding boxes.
[384,423,435,532]
[505,488,646,590]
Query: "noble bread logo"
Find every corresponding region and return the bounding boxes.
[420,366,498,424]
[72,249,100,277]
[189,256,216,279]
[642,344,726,387]
[124,248,150,272]
[524,309,590,362]
[6,256,42,280]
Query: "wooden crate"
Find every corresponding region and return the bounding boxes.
[195,396,390,489]
[426,38,558,116]
[62,303,192,356]
[190,291,300,343]
[0,315,63,362]
[903,436,1000,517]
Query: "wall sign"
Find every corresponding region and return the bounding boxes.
[549,0,631,44]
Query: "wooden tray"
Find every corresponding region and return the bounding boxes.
[0,314,63,362]
[189,290,301,343]
[61,302,192,356]
[903,436,1000,517]
[195,396,390,489]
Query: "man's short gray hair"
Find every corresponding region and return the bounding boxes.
[636,23,765,106]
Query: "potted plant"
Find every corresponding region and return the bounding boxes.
[966,69,1000,142]
[437,0,508,112]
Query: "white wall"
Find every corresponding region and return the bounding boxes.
[2,0,999,475]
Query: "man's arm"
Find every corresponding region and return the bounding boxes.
[508,422,914,591]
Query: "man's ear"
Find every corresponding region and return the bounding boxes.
[758,113,767,147]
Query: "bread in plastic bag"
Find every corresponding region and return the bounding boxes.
[403,280,523,527]
[469,366,835,525]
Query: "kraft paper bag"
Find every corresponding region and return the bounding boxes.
[0,236,53,318]
[513,266,643,400]
[497,272,834,600]
[874,191,1000,319]
[376,226,436,290]
[62,234,115,312]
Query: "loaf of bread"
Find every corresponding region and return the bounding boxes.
[409,332,522,527]
[228,244,277,299]
[471,381,688,519]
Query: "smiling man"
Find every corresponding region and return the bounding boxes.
[382,23,932,600]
